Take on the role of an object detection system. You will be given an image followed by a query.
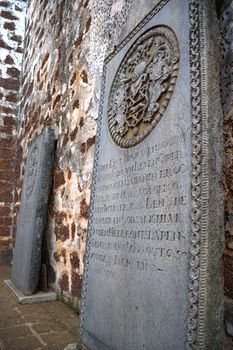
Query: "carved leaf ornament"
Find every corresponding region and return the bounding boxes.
[108,25,179,148]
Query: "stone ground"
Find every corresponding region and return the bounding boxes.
[0,264,78,350]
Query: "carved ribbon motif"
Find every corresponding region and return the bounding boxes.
[108,25,179,148]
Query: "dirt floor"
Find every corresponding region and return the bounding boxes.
[0,264,78,350]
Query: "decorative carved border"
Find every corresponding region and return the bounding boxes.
[187,0,211,348]
[187,0,202,347]
[79,1,208,349]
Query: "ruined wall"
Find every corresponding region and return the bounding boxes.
[0,0,26,263]
[220,0,233,300]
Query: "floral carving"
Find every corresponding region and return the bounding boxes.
[108,25,179,148]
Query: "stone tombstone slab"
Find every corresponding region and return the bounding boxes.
[12,127,56,295]
[79,1,224,349]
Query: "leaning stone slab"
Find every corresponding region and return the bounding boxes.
[4,279,56,304]
[11,127,56,295]
[79,0,224,349]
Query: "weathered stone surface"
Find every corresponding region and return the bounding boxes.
[79,1,224,349]
[12,127,56,295]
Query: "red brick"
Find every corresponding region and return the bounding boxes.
[86,135,96,151]
[70,252,80,269]
[10,34,22,43]
[59,273,69,292]
[0,181,13,192]
[0,238,11,247]
[71,221,75,240]
[54,211,67,224]
[54,168,65,189]
[3,21,15,30]
[16,46,23,53]
[4,54,14,64]
[0,105,17,114]
[0,171,14,181]
[80,198,89,219]
[1,10,18,20]
[6,67,20,78]
[79,117,84,128]
[0,217,12,226]
[72,98,79,110]
[5,92,18,103]
[0,205,11,217]
[0,147,15,159]
[4,116,17,127]
[0,137,14,148]
[70,127,78,142]
[0,217,11,226]
[0,158,12,170]
[71,271,82,297]
[0,225,11,237]
[0,125,14,134]
[0,38,12,50]
[0,191,13,203]
[0,77,20,91]
[0,1,10,8]
[80,141,86,154]
[55,224,69,241]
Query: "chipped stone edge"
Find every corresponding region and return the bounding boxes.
[4,279,57,304]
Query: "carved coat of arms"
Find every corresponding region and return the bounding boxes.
[108,25,179,148]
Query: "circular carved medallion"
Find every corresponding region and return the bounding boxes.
[25,143,39,198]
[108,25,179,148]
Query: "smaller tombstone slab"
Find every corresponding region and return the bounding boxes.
[12,127,56,295]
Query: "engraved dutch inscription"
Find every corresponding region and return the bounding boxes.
[79,1,224,349]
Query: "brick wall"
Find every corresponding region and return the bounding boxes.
[0,0,26,263]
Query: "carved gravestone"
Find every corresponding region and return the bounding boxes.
[79,1,224,349]
[12,127,55,295]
